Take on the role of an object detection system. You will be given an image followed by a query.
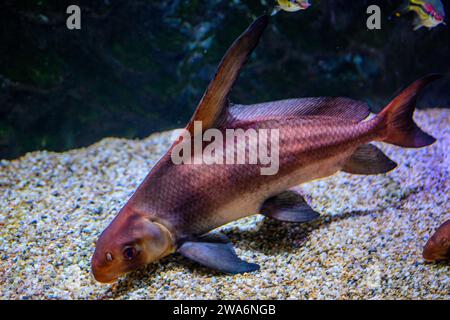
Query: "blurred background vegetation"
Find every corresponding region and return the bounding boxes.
[0,0,449,159]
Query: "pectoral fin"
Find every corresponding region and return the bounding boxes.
[342,144,397,175]
[178,233,260,274]
[260,190,320,223]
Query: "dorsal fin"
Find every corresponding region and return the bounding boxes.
[228,97,371,123]
[185,15,269,135]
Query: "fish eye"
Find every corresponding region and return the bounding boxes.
[123,246,138,260]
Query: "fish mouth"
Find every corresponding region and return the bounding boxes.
[91,270,119,284]
[422,244,449,262]
[423,250,449,262]
[90,264,120,284]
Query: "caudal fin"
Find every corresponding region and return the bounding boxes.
[378,74,442,148]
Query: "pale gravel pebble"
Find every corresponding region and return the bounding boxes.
[0,109,449,300]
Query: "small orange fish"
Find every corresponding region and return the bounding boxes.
[423,220,450,261]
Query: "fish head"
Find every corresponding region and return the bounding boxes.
[297,0,311,10]
[91,207,175,283]
[423,220,450,262]
[423,2,445,26]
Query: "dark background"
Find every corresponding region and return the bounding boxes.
[0,0,449,159]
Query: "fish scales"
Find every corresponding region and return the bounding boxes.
[128,115,380,237]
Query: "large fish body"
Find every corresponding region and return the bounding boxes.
[129,101,384,237]
[91,15,440,283]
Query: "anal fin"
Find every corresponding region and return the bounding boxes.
[178,233,260,274]
[260,190,320,223]
[342,143,397,175]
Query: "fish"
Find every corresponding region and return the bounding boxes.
[91,15,441,283]
[405,0,446,30]
[272,0,311,15]
[423,220,450,261]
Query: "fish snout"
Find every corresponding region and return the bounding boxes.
[91,261,119,284]
[422,239,449,262]
[91,253,118,283]
[423,247,442,262]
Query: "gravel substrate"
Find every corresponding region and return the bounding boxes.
[1,109,449,300]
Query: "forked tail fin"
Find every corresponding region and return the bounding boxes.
[378,74,442,148]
